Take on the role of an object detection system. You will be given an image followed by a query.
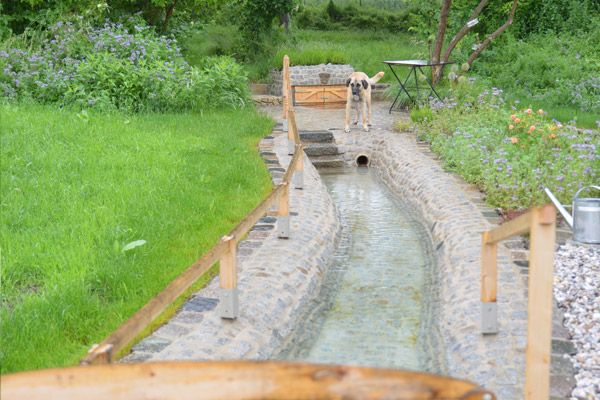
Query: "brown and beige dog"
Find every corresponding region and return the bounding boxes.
[344,71,384,133]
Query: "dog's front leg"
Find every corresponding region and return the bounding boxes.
[361,98,369,132]
[345,99,352,132]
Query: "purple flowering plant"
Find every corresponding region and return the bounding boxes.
[410,87,599,217]
[0,16,250,112]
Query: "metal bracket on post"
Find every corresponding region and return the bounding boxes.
[288,139,295,156]
[278,183,290,239]
[219,288,239,319]
[481,301,498,334]
[294,145,304,190]
[283,119,288,135]
[219,235,239,319]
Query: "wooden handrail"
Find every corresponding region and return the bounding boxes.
[81,106,304,364]
[480,204,556,400]
[2,361,497,400]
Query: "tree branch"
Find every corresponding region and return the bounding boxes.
[441,0,490,62]
[467,0,518,66]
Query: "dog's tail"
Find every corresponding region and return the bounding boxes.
[369,71,384,85]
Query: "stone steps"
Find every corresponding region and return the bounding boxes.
[298,130,344,168]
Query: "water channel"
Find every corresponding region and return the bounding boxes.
[277,166,441,372]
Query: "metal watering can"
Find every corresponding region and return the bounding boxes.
[545,185,600,244]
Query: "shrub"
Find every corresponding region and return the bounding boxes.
[273,43,348,69]
[0,17,250,112]
[410,87,599,216]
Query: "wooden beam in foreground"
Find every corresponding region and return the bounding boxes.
[525,205,556,400]
[2,361,496,400]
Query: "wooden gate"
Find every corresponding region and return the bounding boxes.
[293,85,346,109]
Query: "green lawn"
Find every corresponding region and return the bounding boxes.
[0,104,273,373]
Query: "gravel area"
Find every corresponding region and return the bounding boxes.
[553,243,600,399]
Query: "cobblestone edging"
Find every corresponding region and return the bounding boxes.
[120,127,342,363]
[332,128,528,399]
[268,64,354,96]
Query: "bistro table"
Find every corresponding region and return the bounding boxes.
[382,60,455,113]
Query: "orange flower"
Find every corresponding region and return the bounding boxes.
[538,129,542,132]
[511,137,518,143]
[557,123,563,128]
[511,114,517,120]
[551,133,556,138]
[527,130,532,134]
[551,126,556,131]
[515,118,521,123]
[509,125,514,130]
[521,145,525,149]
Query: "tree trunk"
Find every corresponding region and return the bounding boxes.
[162,0,179,33]
[431,0,452,81]
[466,0,518,67]
[279,13,291,32]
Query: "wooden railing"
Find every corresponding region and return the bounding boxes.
[480,204,556,400]
[80,57,303,366]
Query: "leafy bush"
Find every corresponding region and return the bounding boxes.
[410,87,600,216]
[294,1,414,32]
[471,32,600,114]
[0,17,250,112]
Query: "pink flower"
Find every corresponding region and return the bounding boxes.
[515,118,521,123]
[511,114,517,120]
[530,125,535,130]
[538,109,544,114]
[511,137,518,144]
[557,123,563,128]
[509,125,514,130]
[526,109,532,114]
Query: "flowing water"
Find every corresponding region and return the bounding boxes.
[280,167,438,371]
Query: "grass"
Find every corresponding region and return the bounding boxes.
[0,104,273,373]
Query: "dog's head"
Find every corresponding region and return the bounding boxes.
[346,78,368,101]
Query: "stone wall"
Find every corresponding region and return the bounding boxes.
[268,64,354,96]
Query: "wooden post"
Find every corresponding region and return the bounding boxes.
[481,231,498,334]
[294,145,304,190]
[283,55,290,120]
[278,183,290,238]
[287,109,295,156]
[525,205,556,400]
[219,235,238,319]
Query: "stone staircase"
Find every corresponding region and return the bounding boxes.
[299,130,344,168]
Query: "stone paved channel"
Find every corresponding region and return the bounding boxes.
[124,101,577,399]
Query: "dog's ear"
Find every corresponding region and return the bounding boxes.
[346,78,351,87]
[361,80,369,90]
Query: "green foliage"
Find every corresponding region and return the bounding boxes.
[234,0,297,58]
[471,32,600,114]
[274,43,348,69]
[410,88,599,216]
[0,17,250,112]
[0,104,273,372]
[294,1,414,32]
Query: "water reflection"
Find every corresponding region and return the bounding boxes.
[285,167,435,371]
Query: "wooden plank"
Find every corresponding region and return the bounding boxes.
[288,110,300,144]
[1,361,497,400]
[282,148,301,185]
[80,239,228,365]
[219,235,237,290]
[228,185,285,241]
[484,209,533,244]
[525,205,556,400]
[481,233,497,303]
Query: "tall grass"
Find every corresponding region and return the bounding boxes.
[0,104,273,373]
